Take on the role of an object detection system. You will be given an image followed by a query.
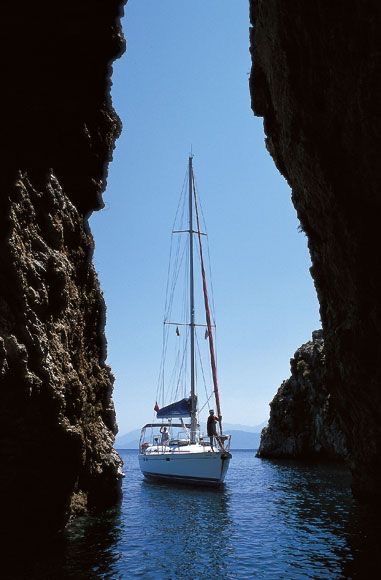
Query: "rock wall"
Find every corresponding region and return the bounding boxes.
[257,331,347,459]
[250,1,381,499]
[0,1,126,534]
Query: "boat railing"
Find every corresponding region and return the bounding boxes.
[199,438,208,445]
[178,430,190,441]
[139,423,186,453]
[199,433,231,452]
[139,426,231,453]
[169,430,190,447]
[220,434,231,452]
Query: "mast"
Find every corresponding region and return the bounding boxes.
[189,155,197,443]
[193,172,223,435]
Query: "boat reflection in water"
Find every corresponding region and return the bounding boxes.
[139,476,233,577]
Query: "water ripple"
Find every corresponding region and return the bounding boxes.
[11,450,381,579]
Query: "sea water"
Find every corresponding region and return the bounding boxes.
[7,450,381,578]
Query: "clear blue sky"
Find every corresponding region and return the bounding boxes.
[90,0,320,434]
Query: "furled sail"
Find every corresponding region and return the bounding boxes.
[156,397,193,418]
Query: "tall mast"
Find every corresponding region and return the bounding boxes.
[193,172,223,436]
[189,156,197,443]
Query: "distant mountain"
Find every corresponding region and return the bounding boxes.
[115,422,266,450]
[224,421,267,433]
[115,429,141,449]
[228,430,260,449]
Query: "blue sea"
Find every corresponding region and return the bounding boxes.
[7,450,381,578]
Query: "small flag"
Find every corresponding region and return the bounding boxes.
[204,329,209,339]
[154,401,160,413]
[176,326,180,336]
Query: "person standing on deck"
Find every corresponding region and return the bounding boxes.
[160,426,169,446]
[207,410,220,449]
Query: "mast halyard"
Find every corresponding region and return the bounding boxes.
[189,155,197,443]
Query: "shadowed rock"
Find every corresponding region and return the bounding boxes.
[250,0,381,500]
[257,331,347,459]
[0,0,126,535]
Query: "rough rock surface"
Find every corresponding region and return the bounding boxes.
[250,1,381,499]
[0,1,126,535]
[258,331,347,459]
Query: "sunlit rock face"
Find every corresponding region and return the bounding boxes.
[250,1,381,499]
[257,331,347,460]
[0,0,126,534]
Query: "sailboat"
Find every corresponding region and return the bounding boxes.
[138,155,232,485]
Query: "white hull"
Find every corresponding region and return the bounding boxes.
[139,448,231,485]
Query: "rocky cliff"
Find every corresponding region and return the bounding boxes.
[250,1,381,499]
[0,1,126,535]
[257,331,347,459]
